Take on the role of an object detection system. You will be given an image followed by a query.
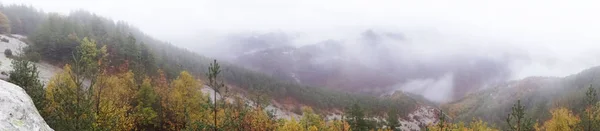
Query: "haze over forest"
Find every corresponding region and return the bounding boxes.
[4,0,597,75]
[2,0,600,130]
[7,0,599,103]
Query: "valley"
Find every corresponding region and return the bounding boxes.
[0,2,599,131]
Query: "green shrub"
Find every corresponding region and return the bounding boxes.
[4,49,12,58]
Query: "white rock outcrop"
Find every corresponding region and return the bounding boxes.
[0,80,53,131]
[399,106,438,131]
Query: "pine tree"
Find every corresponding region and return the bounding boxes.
[207,59,225,131]
[506,100,534,131]
[134,77,159,129]
[386,109,400,131]
[581,85,598,131]
[438,110,446,131]
[9,60,44,110]
[346,103,367,131]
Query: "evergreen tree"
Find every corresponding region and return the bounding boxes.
[8,60,44,110]
[585,85,598,107]
[207,59,225,130]
[134,77,159,130]
[386,109,400,131]
[506,100,534,131]
[581,85,598,131]
[438,110,447,131]
[346,103,367,131]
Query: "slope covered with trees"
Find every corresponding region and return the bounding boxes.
[13,3,600,131]
[1,5,426,115]
[439,65,600,130]
[0,4,436,130]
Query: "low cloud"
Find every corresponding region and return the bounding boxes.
[394,73,455,103]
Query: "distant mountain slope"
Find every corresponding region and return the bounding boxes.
[208,30,512,102]
[444,66,600,128]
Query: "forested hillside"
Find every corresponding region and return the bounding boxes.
[0,4,425,112]
[0,4,439,130]
[439,66,600,130]
[6,3,600,131]
[205,29,512,102]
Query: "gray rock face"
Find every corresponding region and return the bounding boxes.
[0,80,53,131]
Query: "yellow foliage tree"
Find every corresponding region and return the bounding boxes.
[92,71,136,130]
[452,122,469,131]
[426,118,500,131]
[0,12,10,34]
[469,118,499,131]
[375,128,392,131]
[278,118,303,131]
[44,65,94,130]
[167,71,208,130]
[327,119,351,131]
[245,108,276,131]
[300,106,325,130]
[542,107,579,131]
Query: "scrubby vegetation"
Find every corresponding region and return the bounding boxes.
[4,49,12,57]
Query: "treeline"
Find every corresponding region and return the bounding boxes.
[0,4,43,35]
[0,4,423,116]
[430,86,600,131]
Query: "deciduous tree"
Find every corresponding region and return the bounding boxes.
[300,107,325,130]
[542,107,579,131]
[43,65,94,130]
[0,12,11,34]
[168,71,208,130]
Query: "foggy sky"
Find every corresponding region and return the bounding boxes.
[4,0,600,80]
